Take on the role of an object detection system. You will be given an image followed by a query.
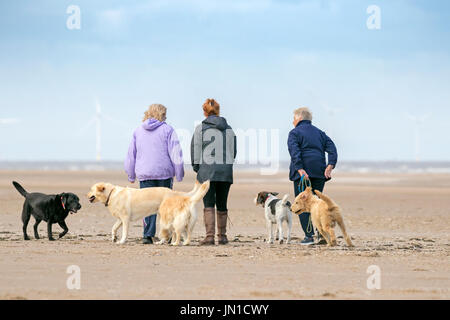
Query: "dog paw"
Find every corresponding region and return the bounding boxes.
[48,238,55,241]
[279,239,284,244]
[182,241,190,246]
[24,237,30,241]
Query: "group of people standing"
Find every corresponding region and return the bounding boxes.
[124,99,337,246]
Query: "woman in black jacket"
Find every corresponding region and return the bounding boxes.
[191,98,237,245]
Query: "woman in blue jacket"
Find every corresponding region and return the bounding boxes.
[288,107,338,245]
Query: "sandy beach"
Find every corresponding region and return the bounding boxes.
[0,170,449,300]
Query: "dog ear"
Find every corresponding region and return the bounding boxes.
[256,192,266,205]
[300,192,309,201]
[96,184,105,192]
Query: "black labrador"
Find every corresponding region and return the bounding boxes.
[12,181,81,241]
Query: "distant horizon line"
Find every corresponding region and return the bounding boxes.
[1,160,450,164]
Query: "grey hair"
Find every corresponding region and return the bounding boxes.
[293,107,312,121]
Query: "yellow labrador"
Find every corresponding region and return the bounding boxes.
[87,182,200,244]
[158,180,210,246]
[291,187,353,247]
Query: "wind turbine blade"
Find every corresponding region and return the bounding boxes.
[102,113,132,128]
[76,117,96,136]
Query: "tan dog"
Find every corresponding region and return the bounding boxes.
[87,182,199,244]
[291,187,353,247]
[157,180,210,246]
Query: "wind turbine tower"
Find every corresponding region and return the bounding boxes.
[95,100,102,162]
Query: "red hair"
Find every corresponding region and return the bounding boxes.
[202,98,220,116]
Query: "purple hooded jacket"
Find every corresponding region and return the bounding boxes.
[124,119,184,182]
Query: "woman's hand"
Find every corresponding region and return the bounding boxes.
[324,165,334,179]
[298,169,309,179]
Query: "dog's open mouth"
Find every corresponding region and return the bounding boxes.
[88,196,96,203]
[69,209,78,214]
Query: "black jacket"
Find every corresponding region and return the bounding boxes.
[191,116,237,183]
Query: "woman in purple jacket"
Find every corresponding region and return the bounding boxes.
[124,104,184,244]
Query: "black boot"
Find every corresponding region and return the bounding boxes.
[142,237,153,244]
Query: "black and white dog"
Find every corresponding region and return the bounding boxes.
[255,191,292,244]
[12,181,81,241]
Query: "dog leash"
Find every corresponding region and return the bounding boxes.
[299,175,313,235]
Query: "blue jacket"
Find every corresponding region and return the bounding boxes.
[288,120,338,181]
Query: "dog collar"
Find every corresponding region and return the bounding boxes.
[61,196,66,210]
[105,188,115,207]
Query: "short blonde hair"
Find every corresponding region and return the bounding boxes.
[203,98,220,117]
[294,107,312,121]
[143,104,167,122]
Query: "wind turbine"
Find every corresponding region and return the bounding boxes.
[406,113,429,162]
[77,99,103,162]
[78,99,131,162]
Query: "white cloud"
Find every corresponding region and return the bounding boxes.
[0,118,20,125]
[98,9,125,27]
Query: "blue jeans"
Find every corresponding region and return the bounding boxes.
[140,178,173,238]
[294,177,326,238]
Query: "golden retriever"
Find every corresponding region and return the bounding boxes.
[157,180,210,246]
[291,187,353,247]
[87,182,199,244]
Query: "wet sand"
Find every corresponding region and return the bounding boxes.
[0,170,449,299]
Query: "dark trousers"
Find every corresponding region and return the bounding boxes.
[140,178,173,238]
[294,177,326,238]
[203,181,231,211]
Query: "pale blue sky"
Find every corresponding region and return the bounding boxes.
[0,0,449,162]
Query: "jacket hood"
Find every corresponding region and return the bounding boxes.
[202,116,230,131]
[142,118,165,131]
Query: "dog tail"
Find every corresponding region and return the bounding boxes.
[281,194,291,209]
[12,181,28,197]
[190,180,210,203]
[314,190,337,209]
[336,215,354,247]
[185,180,200,197]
